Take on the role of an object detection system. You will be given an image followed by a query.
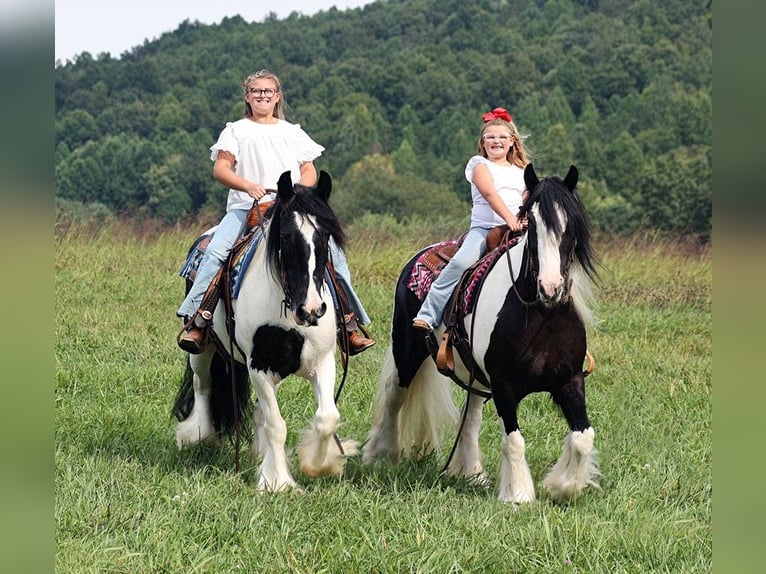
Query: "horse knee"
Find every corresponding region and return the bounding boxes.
[313,410,340,438]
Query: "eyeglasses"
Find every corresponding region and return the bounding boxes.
[482,134,513,142]
[247,87,278,97]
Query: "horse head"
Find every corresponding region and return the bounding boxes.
[522,164,594,306]
[267,170,346,326]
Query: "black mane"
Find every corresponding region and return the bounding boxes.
[266,184,346,280]
[521,172,597,282]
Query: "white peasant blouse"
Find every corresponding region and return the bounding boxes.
[210,118,325,211]
[465,155,526,228]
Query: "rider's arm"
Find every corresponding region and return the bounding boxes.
[472,163,525,232]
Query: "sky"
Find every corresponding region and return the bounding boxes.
[55,0,375,63]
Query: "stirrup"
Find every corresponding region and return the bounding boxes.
[176,311,212,354]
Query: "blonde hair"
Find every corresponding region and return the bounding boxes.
[477,118,530,168]
[242,69,286,119]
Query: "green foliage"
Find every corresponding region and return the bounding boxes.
[333,154,470,225]
[55,0,711,239]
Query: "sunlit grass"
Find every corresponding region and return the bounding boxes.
[55,218,711,573]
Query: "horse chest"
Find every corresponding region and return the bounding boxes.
[249,325,306,378]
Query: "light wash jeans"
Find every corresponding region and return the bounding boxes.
[177,209,370,326]
[414,227,490,328]
[177,209,248,318]
[330,237,370,325]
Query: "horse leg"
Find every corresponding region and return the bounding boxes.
[175,350,218,448]
[446,392,488,486]
[249,370,297,492]
[543,371,600,502]
[362,347,408,464]
[298,353,359,478]
[250,399,267,462]
[494,393,536,504]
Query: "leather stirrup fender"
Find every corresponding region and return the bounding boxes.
[436,330,455,374]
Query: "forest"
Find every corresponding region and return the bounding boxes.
[54,0,712,239]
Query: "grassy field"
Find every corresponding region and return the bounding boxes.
[55,218,711,573]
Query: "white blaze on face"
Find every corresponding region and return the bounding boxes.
[295,213,325,315]
[532,203,566,299]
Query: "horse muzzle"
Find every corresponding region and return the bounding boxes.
[295,301,327,326]
[538,280,566,305]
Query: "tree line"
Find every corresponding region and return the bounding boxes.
[55,0,712,240]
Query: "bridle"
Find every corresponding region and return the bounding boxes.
[506,213,577,308]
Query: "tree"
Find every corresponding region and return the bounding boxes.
[56,110,99,149]
[639,146,711,238]
[600,130,644,202]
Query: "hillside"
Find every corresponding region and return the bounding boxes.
[54,0,712,238]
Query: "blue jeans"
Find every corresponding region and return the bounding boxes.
[414,227,490,328]
[177,210,370,326]
[330,238,370,325]
[177,209,248,318]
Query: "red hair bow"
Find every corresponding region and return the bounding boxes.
[482,107,512,123]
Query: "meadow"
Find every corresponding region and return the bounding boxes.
[55,216,711,573]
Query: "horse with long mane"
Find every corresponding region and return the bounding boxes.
[173,170,358,491]
[362,164,600,504]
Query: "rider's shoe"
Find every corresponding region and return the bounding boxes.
[412,318,433,332]
[348,331,376,356]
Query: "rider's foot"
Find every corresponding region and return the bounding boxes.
[177,312,211,354]
[412,318,433,332]
[178,325,207,354]
[348,331,376,356]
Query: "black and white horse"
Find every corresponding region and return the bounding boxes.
[173,171,357,491]
[363,164,600,504]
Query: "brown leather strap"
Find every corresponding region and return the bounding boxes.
[436,331,455,374]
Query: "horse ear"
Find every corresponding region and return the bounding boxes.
[277,170,295,201]
[315,170,332,202]
[524,163,539,191]
[564,165,578,192]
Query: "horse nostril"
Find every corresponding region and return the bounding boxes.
[316,302,327,319]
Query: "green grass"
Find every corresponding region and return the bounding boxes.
[55,220,711,573]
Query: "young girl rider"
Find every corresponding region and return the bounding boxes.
[177,69,375,355]
[412,107,531,332]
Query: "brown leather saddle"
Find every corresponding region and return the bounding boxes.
[428,225,522,396]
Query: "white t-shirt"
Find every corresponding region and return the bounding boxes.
[465,155,526,228]
[210,118,325,211]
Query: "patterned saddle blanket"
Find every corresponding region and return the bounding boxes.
[179,227,265,298]
[406,227,524,316]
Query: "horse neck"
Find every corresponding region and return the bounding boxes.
[485,233,535,299]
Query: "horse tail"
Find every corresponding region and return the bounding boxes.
[208,352,252,439]
[399,357,460,460]
[171,357,195,422]
[171,352,252,439]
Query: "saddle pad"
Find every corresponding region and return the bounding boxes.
[406,233,523,314]
[406,239,461,302]
[178,228,265,298]
[458,234,522,315]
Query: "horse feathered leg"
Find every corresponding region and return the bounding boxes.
[175,350,218,448]
[543,372,601,502]
[363,347,407,464]
[493,389,535,504]
[298,353,358,478]
[447,392,488,485]
[497,426,536,504]
[542,427,599,502]
[249,370,297,492]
